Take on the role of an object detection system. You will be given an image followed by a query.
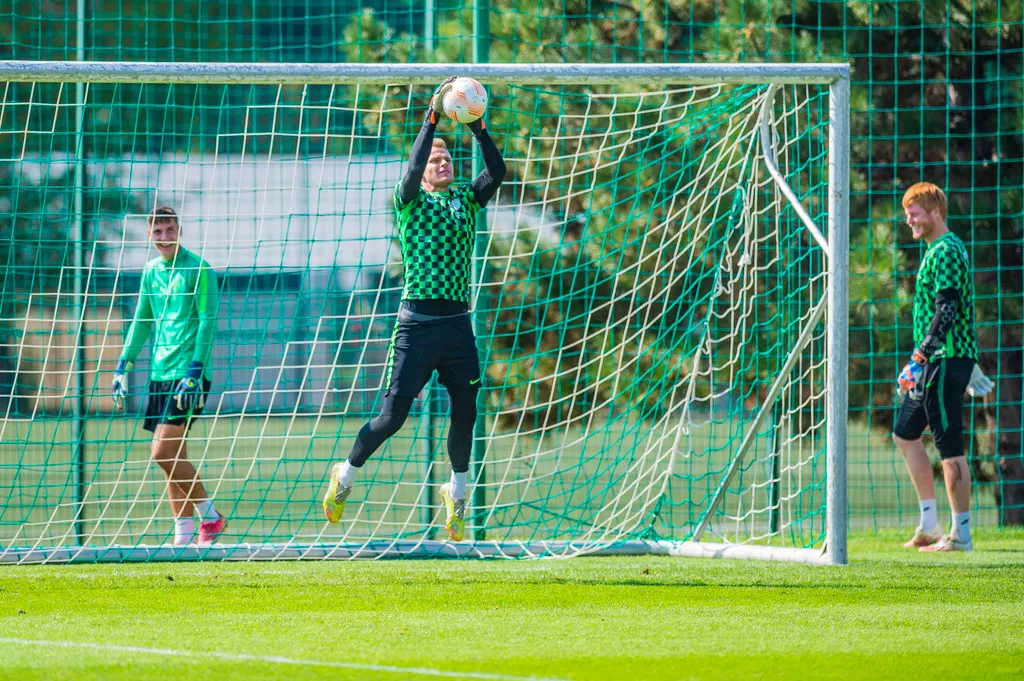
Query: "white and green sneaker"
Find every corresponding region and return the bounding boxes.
[439,483,466,542]
[322,463,352,524]
[919,533,973,553]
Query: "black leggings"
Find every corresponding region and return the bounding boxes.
[347,382,478,473]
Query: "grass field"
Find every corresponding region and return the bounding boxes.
[2,531,1023,681]
[1,414,993,552]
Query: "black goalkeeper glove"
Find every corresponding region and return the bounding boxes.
[426,76,456,125]
[467,117,485,135]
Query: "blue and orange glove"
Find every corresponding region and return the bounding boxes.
[111,359,132,411]
[426,76,456,125]
[173,362,205,412]
[897,350,928,399]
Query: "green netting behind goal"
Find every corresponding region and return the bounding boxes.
[3,0,1024,539]
[0,68,838,561]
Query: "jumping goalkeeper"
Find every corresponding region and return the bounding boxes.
[112,206,226,546]
[322,78,506,541]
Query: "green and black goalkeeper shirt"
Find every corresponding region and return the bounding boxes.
[394,184,481,303]
[912,232,978,361]
[120,247,219,381]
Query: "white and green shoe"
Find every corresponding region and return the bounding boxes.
[439,483,466,542]
[322,463,352,524]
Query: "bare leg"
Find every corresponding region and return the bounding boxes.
[940,456,971,514]
[152,423,209,517]
[893,434,936,502]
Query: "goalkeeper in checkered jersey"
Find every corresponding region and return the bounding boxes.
[893,182,994,553]
[323,78,506,541]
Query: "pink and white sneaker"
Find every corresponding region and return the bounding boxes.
[903,526,944,548]
[920,533,973,553]
[199,514,227,545]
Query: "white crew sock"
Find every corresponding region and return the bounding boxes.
[952,511,971,542]
[336,460,358,489]
[919,499,939,530]
[174,517,196,544]
[450,471,467,501]
[195,499,219,523]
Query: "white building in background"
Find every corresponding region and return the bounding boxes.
[99,153,550,285]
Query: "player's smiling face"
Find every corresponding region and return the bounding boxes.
[149,219,181,259]
[904,203,937,241]
[423,148,454,191]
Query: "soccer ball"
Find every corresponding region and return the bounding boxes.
[442,77,488,124]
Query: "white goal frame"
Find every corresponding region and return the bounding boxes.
[0,61,850,566]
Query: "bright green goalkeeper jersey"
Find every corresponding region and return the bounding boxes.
[394,183,481,303]
[120,247,219,381]
[912,231,978,361]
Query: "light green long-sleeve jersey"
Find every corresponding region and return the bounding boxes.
[120,247,219,381]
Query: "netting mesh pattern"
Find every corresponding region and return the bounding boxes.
[0,77,832,561]
[2,0,1023,534]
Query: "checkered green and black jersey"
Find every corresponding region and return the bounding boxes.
[913,231,978,361]
[394,183,481,303]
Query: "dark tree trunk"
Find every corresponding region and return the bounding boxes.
[994,325,1024,525]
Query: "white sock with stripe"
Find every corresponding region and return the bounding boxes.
[952,511,970,542]
[450,471,467,501]
[174,517,195,544]
[195,499,219,523]
[919,499,939,530]
[336,460,358,489]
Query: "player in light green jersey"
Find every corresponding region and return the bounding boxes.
[111,207,226,546]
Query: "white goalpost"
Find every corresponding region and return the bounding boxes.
[0,62,849,565]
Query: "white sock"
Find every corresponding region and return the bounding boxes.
[174,517,195,543]
[336,460,358,489]
[919,499,939,530]
[195,499,219,523]
[952,511,970,541]
[450,471,467,501]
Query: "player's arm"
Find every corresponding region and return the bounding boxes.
[397,77,457,206]
[468,118,506,208]
[897,288,958,396]
[112,268,154,410]
[174,264,220,411]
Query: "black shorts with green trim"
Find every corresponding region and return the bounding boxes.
[143,378,212,433]
[383,311,481,399]
[893,358,973,459]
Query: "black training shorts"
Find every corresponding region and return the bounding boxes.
[892,357,974,459]
[143,377,212,433]
[383,311,481,398]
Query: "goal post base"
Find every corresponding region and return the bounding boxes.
[1,540,830,565]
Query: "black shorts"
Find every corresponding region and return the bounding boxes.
[893,358,973,459]
[383,311,482,399]
[143,378,212,433]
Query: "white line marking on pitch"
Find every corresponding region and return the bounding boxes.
[0,638,568,681]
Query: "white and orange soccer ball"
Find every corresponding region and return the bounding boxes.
[442,77,488,124]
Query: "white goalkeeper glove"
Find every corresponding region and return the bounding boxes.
[965,363,994,398]
[112,359,132,411]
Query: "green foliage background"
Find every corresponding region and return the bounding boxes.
[1,0,1021,524]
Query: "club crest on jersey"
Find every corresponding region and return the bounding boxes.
[450,196,464,219]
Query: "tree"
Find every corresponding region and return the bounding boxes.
[338,0,1024,522]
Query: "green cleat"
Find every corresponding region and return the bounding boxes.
[439,483,466,542]
[322,462,352,524]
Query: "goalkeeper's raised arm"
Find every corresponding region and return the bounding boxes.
[397,77,506,208]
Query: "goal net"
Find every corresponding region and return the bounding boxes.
[0,63,849,564]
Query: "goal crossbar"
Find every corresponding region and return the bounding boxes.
[0,61,850,86]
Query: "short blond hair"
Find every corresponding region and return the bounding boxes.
[902,182,947,219]
[431,138,448,151]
